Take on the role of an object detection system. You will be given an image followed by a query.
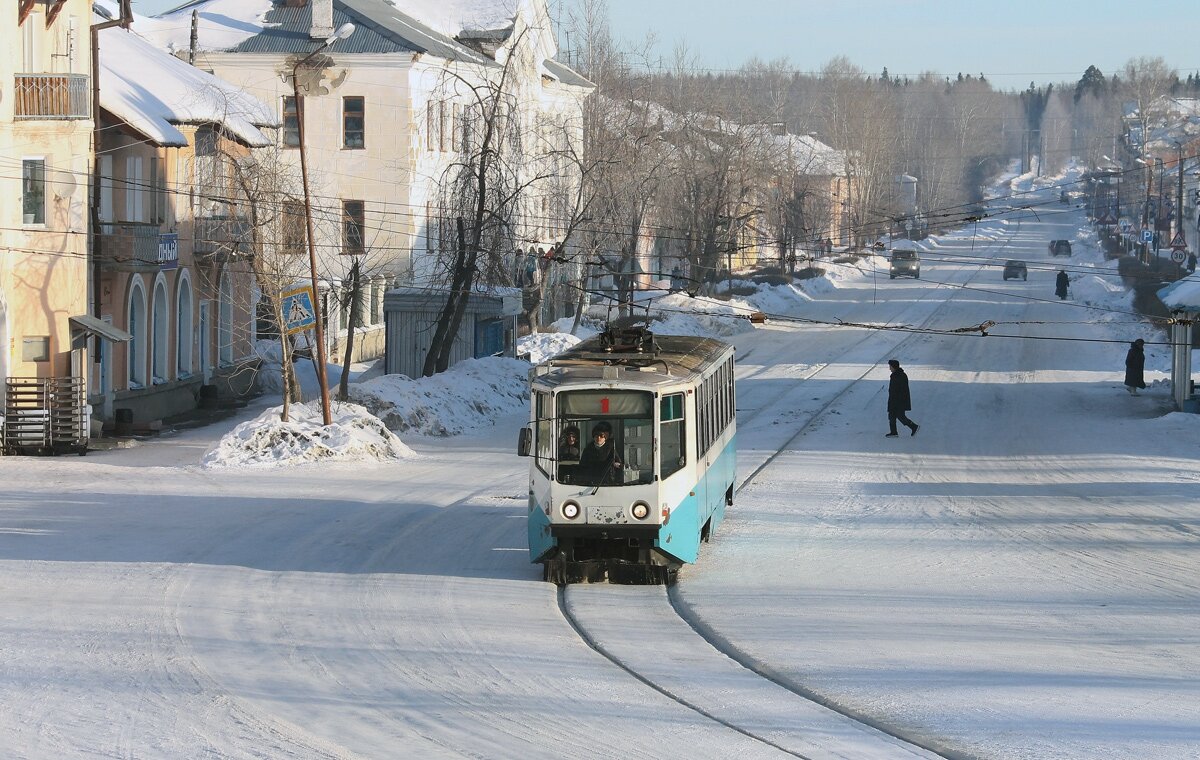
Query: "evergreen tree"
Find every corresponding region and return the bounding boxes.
[1074,65,1107,102]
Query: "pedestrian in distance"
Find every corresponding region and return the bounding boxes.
[1055,270,1069,300]
[1124,339,1147,395]
[1187,252,1197,274]
[885,359,919,438]
[670,264,685,292]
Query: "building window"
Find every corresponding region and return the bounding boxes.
[343,96,364,149]
[218,271,233,366]
[128,278,148,388]
[21,337,50,363]
[282,199,306,255]
[124,156,144,222]
[150,156,168,224]
[439,101,448,151]
[176,272,193,377]
[151,279,170,384]
[343,200,365,255]
[22,159,45,225]
[283,96,300,148]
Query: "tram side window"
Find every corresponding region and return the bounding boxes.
[726,358,735,422]
[535,392,552,475]
[716,367,726,433]
[660,393,686,479]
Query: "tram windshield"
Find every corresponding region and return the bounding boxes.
[555,390,654,487]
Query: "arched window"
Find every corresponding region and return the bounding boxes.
[176,270,194,377]
[151,277,169,383]
[127,277,148,387]
[218,270,234,366]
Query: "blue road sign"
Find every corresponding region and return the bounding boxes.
[281,286,317,334]
[1141,228,1154,243]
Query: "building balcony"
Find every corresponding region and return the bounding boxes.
[14,73,89,120]
[96,222,175,273]
[194,215,253,264]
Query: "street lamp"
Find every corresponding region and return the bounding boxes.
[292,22,354,426]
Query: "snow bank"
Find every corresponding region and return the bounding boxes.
[203,401,414,469]
[350,357,529,436]
[518,331,583,364]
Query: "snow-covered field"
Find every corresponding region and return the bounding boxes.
[3,168,1199,759]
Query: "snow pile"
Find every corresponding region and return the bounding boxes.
[812,256,880,291]
[519,331,583,364]
[253,340,382,398]
[1071,270,1133,313]
[350,357,529,436]
[640,293,756,337]
[203,401,414,469]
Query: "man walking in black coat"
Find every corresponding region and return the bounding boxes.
[1055,270,1069,300]
[886,359,919,437]
[1124,339,1147,395]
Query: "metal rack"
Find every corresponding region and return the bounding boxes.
[3,377,88,456]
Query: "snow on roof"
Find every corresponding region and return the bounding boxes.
[1157,277,1200,311]
[388,0,520,38]
[98,19,277,147]
[140,0,275,53]
[761,130,845,176]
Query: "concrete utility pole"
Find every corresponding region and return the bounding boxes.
[1177,142,1187,251]
[1156,157,1164,256]
[1141,159,1152,263]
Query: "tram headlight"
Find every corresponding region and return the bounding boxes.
[561,501,581,520]
[631,502,650,520]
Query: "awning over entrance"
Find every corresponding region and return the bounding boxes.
[69,314,131,342]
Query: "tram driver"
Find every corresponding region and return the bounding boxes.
[580,421,622,475]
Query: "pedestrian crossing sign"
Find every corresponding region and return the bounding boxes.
[281,285,317,335]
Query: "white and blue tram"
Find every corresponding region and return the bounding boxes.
[518,328,736,584]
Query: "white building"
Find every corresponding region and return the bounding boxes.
[138,0,591,363]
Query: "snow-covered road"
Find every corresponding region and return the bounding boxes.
[3,172,1199,759]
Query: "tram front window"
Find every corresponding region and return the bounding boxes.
[556,390,653,487]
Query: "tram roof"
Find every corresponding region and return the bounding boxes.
[532,334,732,388]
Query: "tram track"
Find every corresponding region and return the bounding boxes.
[556,586,818,759]
[554,223,1018,758]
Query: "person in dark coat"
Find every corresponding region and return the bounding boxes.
[1055,270,1069,300]
[558,426,581,461]
[1124,339,1147,395]
[580,421,622,471]
[885,359,919,437]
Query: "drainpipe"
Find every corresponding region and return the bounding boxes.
[90,1,132,320]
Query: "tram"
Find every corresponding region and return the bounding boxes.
[518,327,736,584]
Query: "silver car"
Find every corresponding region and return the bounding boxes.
[889,249,921,279]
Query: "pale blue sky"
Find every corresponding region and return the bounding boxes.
[133,0,1199,91]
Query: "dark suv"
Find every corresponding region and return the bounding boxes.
[1049,240,1072,257]
[1003,260,1027,280]
[889,249,920,279]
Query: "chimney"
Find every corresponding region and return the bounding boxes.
[310,0,334,40]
